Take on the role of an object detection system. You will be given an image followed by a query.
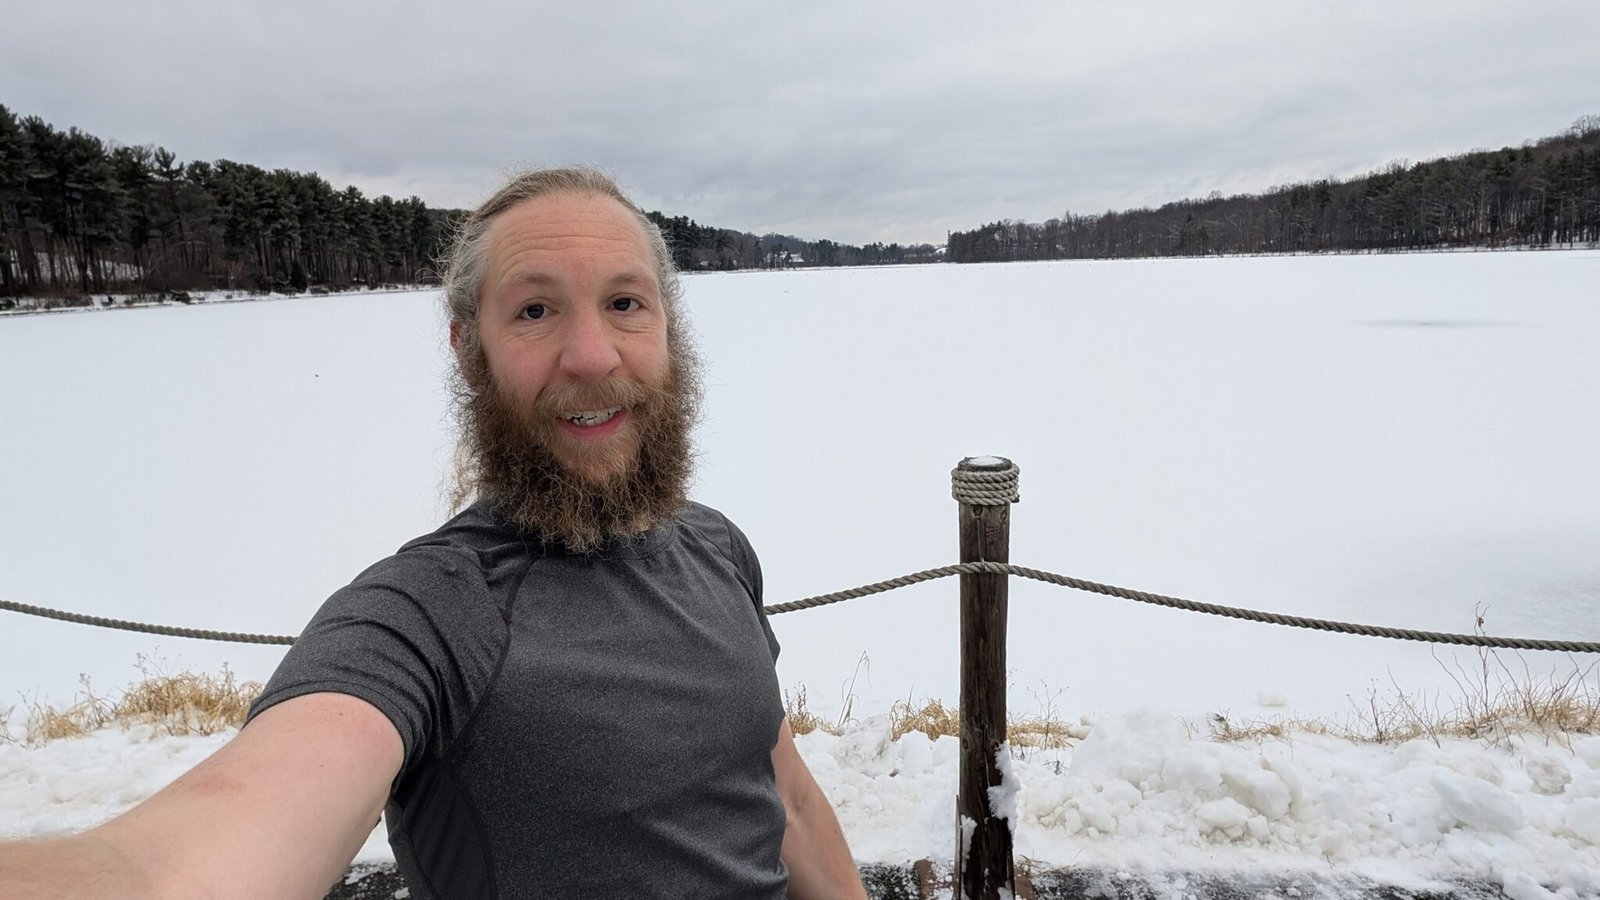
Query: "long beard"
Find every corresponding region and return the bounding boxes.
[454,335,701,552]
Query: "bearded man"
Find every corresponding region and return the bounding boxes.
[0,168,866,900]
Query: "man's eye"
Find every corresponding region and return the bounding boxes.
[611,297,639,312]
[520,303,546,320]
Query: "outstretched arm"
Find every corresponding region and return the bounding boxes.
[771,719,867,900]
[0,692,403,900]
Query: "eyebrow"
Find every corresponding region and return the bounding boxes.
[505,270,656,290]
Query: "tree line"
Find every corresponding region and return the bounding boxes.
[946,117,1600,263]
[15,104,1589,301]
[647,213,938,271]
[0,104,450,302]
[0,105,938,306]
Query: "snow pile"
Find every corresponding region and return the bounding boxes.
[0,724,393,860]
[804,713,1600,896]
[3,712,1598,895]
[0,726,232,837]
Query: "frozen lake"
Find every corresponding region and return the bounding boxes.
[2,250,1597,725]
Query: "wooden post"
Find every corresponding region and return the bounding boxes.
[953,456,1017,900]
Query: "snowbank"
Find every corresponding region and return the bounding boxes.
[5,714,1597,897]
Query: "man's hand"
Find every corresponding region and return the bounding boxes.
[0,692,403,900]
[771,718,868,900]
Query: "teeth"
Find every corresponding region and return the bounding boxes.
[565,406,623,427]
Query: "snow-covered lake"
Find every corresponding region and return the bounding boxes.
[2,251,1598,724]
[5,251,1600,895]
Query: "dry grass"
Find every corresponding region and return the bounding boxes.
[782,652,1085,750]
[23,675,116,744]
[793,660,1599,750]
[1193,661,1599,749]
[889,697,961,742]
[1194,711,1336,743]
[784,685,830,737]
[786,652,873,737]
[12,655,263,747]
[882,696,1079,751]
[1338,647,1600,748]
[113,659,260,736]
[785,679,1083,751]
[22,628,1598,754]
[788,631,1598,754]
[0,703,19,746]
[1198,611,1600,749]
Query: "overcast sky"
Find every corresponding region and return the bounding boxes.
[6,1,1598,246]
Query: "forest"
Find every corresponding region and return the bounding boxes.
[945,117,1600,263]
[4,105,1597,304]
[0,105,937,305]
[0,105,447,302]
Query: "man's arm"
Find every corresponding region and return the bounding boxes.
[772,718,867,900]
[0,692,403,900]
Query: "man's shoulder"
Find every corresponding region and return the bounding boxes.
[351,499,524,590]
[675,501,763,597]
[675,501,751,551]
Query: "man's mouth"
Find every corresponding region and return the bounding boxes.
[564,406,624,428]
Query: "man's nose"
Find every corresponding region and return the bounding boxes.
[558,305,622,382]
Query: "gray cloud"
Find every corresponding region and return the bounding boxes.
[4,0,1597,245]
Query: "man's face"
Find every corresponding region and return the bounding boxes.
[470,191,672,484]
[452,190,699,551]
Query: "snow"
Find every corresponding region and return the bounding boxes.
[832,713,1599,893]
[4,716,1597,894]
[831,714,898,777]
[0,726,232,838]
[3,250,1600,892]
[0,284,426,317]
[988,743,1020,828]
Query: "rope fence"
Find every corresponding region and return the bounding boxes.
[0,598,295,645]
[5,560,1599,653]
[7,454,1593,900]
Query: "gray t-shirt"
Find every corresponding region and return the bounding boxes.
[247,499,788,899]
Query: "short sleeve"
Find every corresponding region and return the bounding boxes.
[719,514,780,663]
[246,545,507,779]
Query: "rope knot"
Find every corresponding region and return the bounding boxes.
[951,457,1020,506]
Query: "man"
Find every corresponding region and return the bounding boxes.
[0,168,867,899]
